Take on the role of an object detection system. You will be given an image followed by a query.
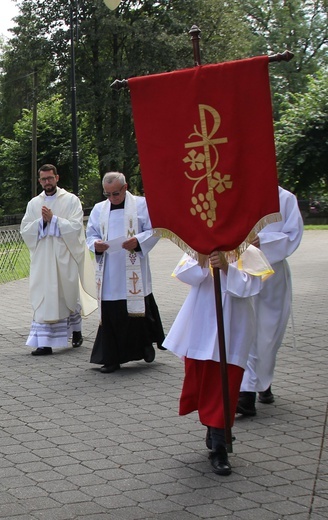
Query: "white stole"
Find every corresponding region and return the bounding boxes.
[95,192,145,322]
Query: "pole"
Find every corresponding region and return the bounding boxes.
[68,0,122,194]
[31,68,38,198]
[70,1,79,195]
[188,24,233,451]
[189,25,201,66]
[213,264,233,452]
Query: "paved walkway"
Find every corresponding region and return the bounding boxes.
[0,231,327,520]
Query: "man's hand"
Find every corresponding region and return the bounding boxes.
[94,240,109,253]
[41,206,53,223]
[122,237,138,251]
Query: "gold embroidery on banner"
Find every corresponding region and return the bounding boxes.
[129,271,141,294]
[183,104,232,228]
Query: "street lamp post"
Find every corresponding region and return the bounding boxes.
[69,0,122,196]
[70,1,79,195]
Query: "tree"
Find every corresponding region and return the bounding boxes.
[241,1,328,116]
[0,0,253,212]
[275,68,328,197]
[0,95,98,213]
[0,1,59,137]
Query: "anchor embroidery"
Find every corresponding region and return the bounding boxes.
[129,271,141,294]
[183,104,232,228]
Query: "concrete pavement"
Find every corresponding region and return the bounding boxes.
[0,231,327,519]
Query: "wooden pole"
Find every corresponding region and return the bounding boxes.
[212,263,233,451]
[188,25,233,452]
[189,25,201,66]
[110,48,294,91]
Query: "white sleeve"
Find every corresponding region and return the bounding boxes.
[172,254,209,286]
[135,197,159,256]
[259,189,303,264]
[226,264,262,298]
[86,204,102,253]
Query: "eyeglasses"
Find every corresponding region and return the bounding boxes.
[103,185,126,198]
[39,176,57,183]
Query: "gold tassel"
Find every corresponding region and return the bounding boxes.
[153,211,281,266]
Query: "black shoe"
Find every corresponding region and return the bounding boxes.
[100,364,120,373]
[209,446,232,476]
[72,331,83,348]
[31,347,53,356]
[258,386,275,404]
[144,345,155,363]
[236,391,257,416]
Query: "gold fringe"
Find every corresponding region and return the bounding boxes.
[153,228,202,262]
[153,212,281,267]
[223,212,282,263]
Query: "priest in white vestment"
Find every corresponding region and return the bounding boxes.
[163,246,273,475]
[86,171,165,374]
[237,186,303,416]
[20,164,97,356]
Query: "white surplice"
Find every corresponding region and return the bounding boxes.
[163,254,262,370]
[240,187,304,392]
[86,195,158,302]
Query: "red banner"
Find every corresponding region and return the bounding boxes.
[129,56,280,255]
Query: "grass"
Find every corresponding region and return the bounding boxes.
[0,242,30,284]
[304,225,328,230]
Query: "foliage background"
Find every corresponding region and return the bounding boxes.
[0,0,327,215]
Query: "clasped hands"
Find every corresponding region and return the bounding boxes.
[41,206,53,223]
